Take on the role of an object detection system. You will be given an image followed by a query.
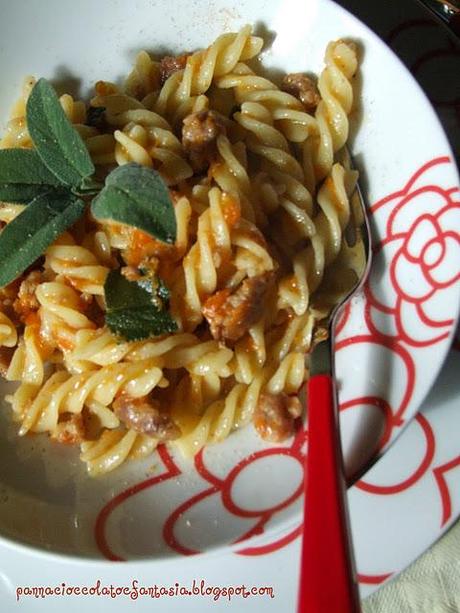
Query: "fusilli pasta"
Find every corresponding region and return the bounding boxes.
[0,26,363,476]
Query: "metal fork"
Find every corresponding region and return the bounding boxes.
[297,150,372,613]
[418,0,460,35]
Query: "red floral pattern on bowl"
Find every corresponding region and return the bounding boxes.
[366,157,460,347]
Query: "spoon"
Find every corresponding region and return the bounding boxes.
[297,150,372,613]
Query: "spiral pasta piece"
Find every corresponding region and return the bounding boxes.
[311,162,357,274]
[125,331,233,377]
[182,187,234,323]
[126,332,234,378]
[59,93,87,124]
[45,242,109,296]
[36,281,96,352]
[277,162,356,315]
[311,40,358,180]
[180,187,274,328]
[154,25,263,123]
[212,135,261,225]
[0,204,25,223]
[0,312,17,347]
[267,311,316,362]
[6,325,44,385]
[84,133,117,166]
[232,319,266,384]
[235,100,305,183]
[174,373,264,456]
[216,69,317,245]
[0,76,35,148]
[37,282,94,330]
[124,50,161,99]
[90,90,144,119]
[265,351,306,395]
[216,62,317,143]
[114,121,193,185]
[67,328,132,369]
[80,431,134,476]
[9,357,166,435]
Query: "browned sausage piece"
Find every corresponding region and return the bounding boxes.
[182,110,226,171]
[113,396,181,440]
[254,391,302,442]
[202,272,274,342]
[160,53,190,84]
[53,414,86,445]
[281,73,320,114]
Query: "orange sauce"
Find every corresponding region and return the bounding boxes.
[221,193,241,229]
[55,334,75,352]
[202,288,231,315]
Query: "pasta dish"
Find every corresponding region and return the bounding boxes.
[0,26,360,475]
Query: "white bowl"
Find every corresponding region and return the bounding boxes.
[0,0,458,560]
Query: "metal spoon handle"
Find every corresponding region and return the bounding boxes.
[418,0,460,34]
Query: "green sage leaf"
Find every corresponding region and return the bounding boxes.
[0,148,65,203]
[91,164,176,244]
[26,78,94,186]
[0,192,86,287]
[104,269,177,341]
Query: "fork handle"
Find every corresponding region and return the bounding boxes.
[298,374,361,613]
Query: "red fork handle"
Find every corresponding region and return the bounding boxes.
[297,374,361,613]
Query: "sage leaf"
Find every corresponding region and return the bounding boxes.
[104,269,177,341]
[75,176,104,196]
[26,78,94,187]
[0,192,86,287]
[92,164,176,244]
[0,148,65,203]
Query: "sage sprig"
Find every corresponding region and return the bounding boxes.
[0,78,177,340]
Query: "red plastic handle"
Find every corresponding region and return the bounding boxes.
[297,374,361,613]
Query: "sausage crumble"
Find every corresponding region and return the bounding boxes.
[182,110,226,171]
[202,272,274,342]
[113,396,181,440]
[281,73,321,114]
[160,53,190,84]
[254,392,302,442]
